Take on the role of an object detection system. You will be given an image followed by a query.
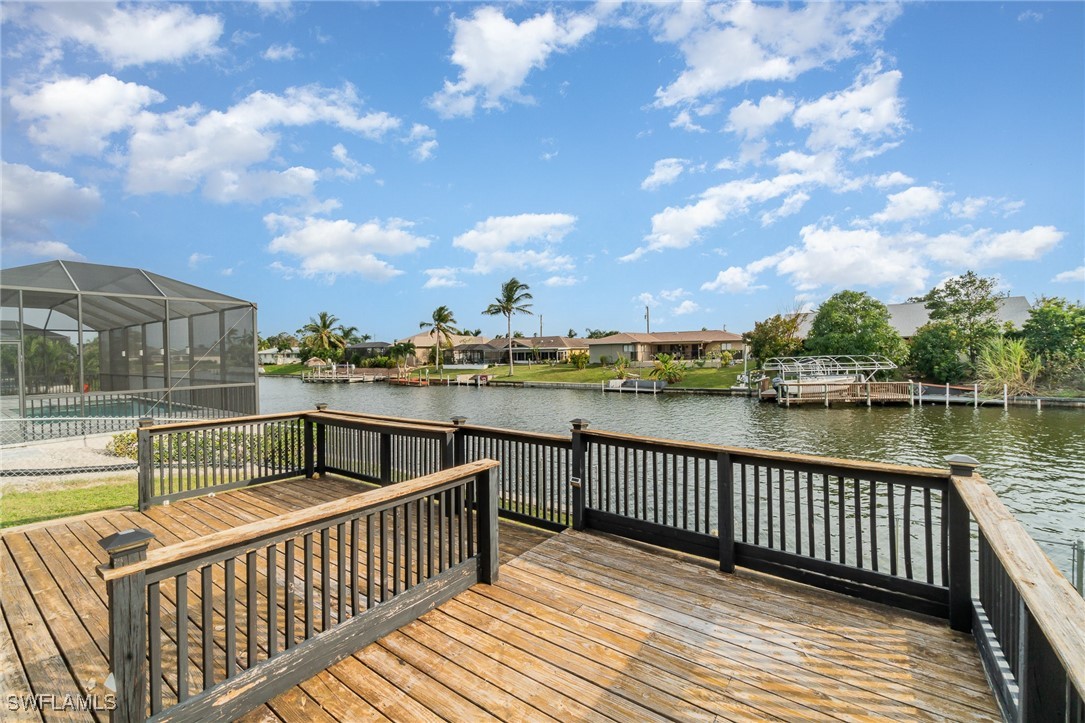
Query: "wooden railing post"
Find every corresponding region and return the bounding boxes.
[571,477,585,531]
[304,417,315,479]
[570,419,589,526]
[477,467,500,584]
[314,404,327,478]
[717,451,735,573]
[946,454,979,633]
[98,528,156,723]
[379,431,392,485]
[137,418,154,511]
[451,417,468,466]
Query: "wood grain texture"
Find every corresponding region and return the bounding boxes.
[2,475,1000,722]
[953,473,1085,697]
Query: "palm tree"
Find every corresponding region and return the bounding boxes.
[298,312,346,361]
[483,277,533,377]
[388,340,416,377]
[336,325,369,347]
[419,306,458,374]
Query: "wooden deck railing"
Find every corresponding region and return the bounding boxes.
[99,459,500,722]
[137,411,456,509]
[131,408,1084,721]
[949,458,1085,721]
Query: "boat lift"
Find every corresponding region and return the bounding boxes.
[761,355,898,383]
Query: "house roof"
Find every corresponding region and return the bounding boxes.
[395,332,489,347]
[796,296,1033,338]
[585,330,744,345]
[346,341,391,351]
[512,336,587,349]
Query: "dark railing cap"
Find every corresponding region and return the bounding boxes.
[451,416,468,426]
[570,418,590,430]
[315,403,328,411]
[98,528,155,555]
[138,417,154,428]
[945,454,980,476]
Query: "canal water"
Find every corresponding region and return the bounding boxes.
[260,377,1084,579]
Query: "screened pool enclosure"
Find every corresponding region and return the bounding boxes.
[1,260,258,441]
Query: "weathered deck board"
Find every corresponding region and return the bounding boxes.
[1,476,999,722]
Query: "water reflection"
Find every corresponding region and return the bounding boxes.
[261,378,1084,576]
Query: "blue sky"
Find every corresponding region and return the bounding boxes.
[2,1,1082,342]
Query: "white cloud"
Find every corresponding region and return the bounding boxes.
[774,224,930,295]
[672,300,701,315]
[653,2,900,107]
[406,124,438,161]
[669,110,707,133]
[331,144,375,180]
[22,3,223,68]
[637,292,659,307]
[726,94,795,139]
[423,267,464,289]
[1053,266,1084,283]
[544,275,578,287]
[873,171,914,189]
[701,266,766,294]
[792,68,906,156]
[659,288,689,301]
[871,185,944,224]
[623,173,806,261]
[10,74,164,156]
[126,84,399,200]
[641,158,686,190]
[760,192,810,226]
[949,196,1025,220]
[188,252,211,268]
[1,162,101,249]
[453,213,576,274]
[263,43,299,61]
[265,214,430,281]
[3,240,86,261]
[924,226,1064,266]
[428,7,597,118]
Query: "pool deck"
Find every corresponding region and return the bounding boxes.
[2,476,1000,721]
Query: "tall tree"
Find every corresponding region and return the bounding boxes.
[805,291,906,362]
[911,271,1004,367]
[483,277,534,376]
[1021,296,1085,387]
[745,312,802,362]
[298,312,345,361]
[419,305,458,373]
[387,340,416,376]
[585,328,619,339]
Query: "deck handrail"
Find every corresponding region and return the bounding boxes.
[950,464,1085,719]
[98,460,501,723]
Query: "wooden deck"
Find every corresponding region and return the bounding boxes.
[2,477,1000,721]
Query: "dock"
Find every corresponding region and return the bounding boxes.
[2,477,999,721]
[4,409,1080,722]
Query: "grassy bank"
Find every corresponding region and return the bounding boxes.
[2,476,136,529]
[261,363,306,376]
[469,363,745,389]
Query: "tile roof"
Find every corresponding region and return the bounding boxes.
[584,330,744,345]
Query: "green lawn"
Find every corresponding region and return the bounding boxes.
[261,363,307,375]
[1,477,137,529]
[480,362,745,389]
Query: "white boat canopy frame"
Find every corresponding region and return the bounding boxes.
[762,355,897,383]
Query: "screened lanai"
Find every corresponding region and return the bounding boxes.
[1,260,257,440]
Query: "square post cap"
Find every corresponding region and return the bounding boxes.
[570,419,590,430]
[315,403,328,411]
[451,416,468,426]
[98,528,155,556]
[945,454,980,477]
[138,417,154,428]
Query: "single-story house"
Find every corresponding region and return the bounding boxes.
[395,332,490,366]
[586,330,745,364]
[345,341,392,360]
[258,347,301,366]
[795,296,1033,340]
